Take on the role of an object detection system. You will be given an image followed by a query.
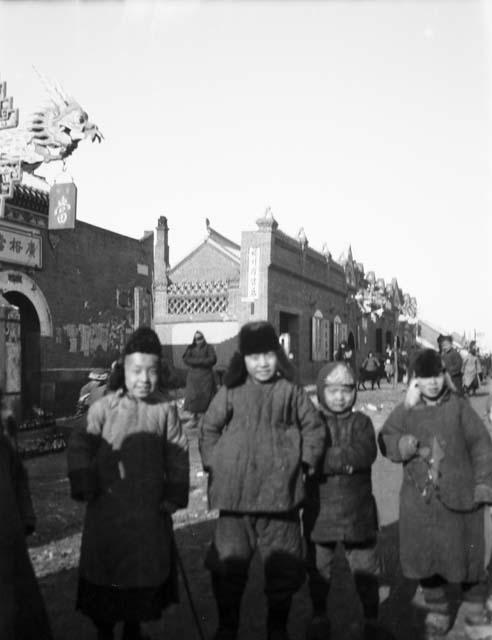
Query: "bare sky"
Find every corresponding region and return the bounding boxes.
[1,0,491,349]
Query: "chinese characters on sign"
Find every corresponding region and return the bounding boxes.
[247,247,260,300]
[49,181,77,229]
[0,222,42,268]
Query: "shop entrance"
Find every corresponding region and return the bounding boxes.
[4,291,41,418]
[279,312,300,363]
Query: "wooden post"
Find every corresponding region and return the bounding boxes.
[393,324,398,389]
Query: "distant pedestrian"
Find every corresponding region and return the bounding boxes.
[462,345,481,396]
[360,352,381,391]
[183,331,217,428]
[379,349,492,639]
[0,390,53,640]
[199,321,325,640]
[437,334,463,394]
[304,362,379,640]
[67,327,189,640]
[335,341,347,362]
[384,357,394,384]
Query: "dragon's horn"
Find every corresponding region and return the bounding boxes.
[32,65,67,108]
[54,80,71,106]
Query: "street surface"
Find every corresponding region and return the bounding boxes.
[29,385,490,640]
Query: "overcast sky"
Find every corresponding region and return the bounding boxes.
[1,0,491,349]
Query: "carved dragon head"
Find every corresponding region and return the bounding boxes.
[25,70,103,164]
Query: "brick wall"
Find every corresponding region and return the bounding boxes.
[1,210,153,416]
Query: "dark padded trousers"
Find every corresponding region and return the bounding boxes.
[206,510,306,604]
[306,540,380,619]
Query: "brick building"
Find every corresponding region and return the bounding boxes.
[0,183,154,418]
[154,208,418,384]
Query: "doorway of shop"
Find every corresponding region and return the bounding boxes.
[279,312,300,364]
[4,291,41,418]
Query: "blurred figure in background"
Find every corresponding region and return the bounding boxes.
[183,331,217,429]
[437,334,463,394]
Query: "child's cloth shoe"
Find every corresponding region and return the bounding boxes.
[424,610,452,639]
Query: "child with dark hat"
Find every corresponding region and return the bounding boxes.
[303,362,379,640]
[67,327,189,640]
[199,320,325,640]
[379,348,492,639]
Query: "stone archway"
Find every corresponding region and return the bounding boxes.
[0,270,52,416]
[0,270,53,337]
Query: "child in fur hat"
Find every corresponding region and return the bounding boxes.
[379,348,492,639]
[67,327,189,640]
[199,321,325,640]
[303,362,379,640]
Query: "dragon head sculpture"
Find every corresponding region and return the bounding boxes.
[0,71,103,173]
[27,97,103,163]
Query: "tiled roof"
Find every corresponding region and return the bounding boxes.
[9,184,49,214]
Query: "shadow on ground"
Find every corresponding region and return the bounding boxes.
[40,517,473,640]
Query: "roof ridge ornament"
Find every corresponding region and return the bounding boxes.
[256,205,278,231]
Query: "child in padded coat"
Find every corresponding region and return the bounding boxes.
[67,328,189,640]
[379,349,492,639]
[199,321,326,640]
[303,362,379,640]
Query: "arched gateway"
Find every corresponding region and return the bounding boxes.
[0,270,53,416]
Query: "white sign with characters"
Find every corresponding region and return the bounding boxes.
[0,220,42,268]
[247,246,260,300]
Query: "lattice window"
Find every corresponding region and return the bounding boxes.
[166,280,232,315]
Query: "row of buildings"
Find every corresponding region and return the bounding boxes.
[0,185,418,419]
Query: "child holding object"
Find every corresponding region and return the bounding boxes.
[379,349,492,639]
[67,327,189,640]
[303,362,380,640]
[199,321,325,640]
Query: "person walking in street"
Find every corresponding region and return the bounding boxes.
[67,327,190,640]
[0,390,53,640]
[183,331,217,429]
[378,349,492,639]
[199,321,325,640]
[462,343,481,396]
[303,362,380,640]
[360,352,381,391]
[437,334,463,394]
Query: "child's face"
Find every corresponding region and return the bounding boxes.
[124,352,159,399]
[416,374,445,399]
[245,351,278,383]
[323,366,356,413]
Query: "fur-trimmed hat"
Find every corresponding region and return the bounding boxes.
[124,327,162,357]
[316,361,356,411]
[239,321,280,356]
[414,349,444,378]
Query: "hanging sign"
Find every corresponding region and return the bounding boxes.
[49,181,77,230]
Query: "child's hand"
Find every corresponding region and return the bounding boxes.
[398,434,419,461]
[404,378,421,409]
[473,484,492,507]
[304,465,317,477]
